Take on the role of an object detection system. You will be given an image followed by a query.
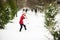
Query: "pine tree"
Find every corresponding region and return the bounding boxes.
[44,2,58,40]
[0,0,17,29]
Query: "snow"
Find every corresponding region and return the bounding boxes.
[55,12,60,31]
[0,9,54,40]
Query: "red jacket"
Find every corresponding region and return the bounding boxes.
[19,15,25,24]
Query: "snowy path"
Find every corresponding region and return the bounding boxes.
[0,9,53,40]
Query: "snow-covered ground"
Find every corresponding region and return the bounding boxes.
[0,9,57,40]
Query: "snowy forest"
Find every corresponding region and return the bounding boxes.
[0,0,60,40]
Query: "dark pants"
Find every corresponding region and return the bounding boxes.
[20,24,27,31]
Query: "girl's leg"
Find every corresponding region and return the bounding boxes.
[23,24,27,30]
[20,24,23,31]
